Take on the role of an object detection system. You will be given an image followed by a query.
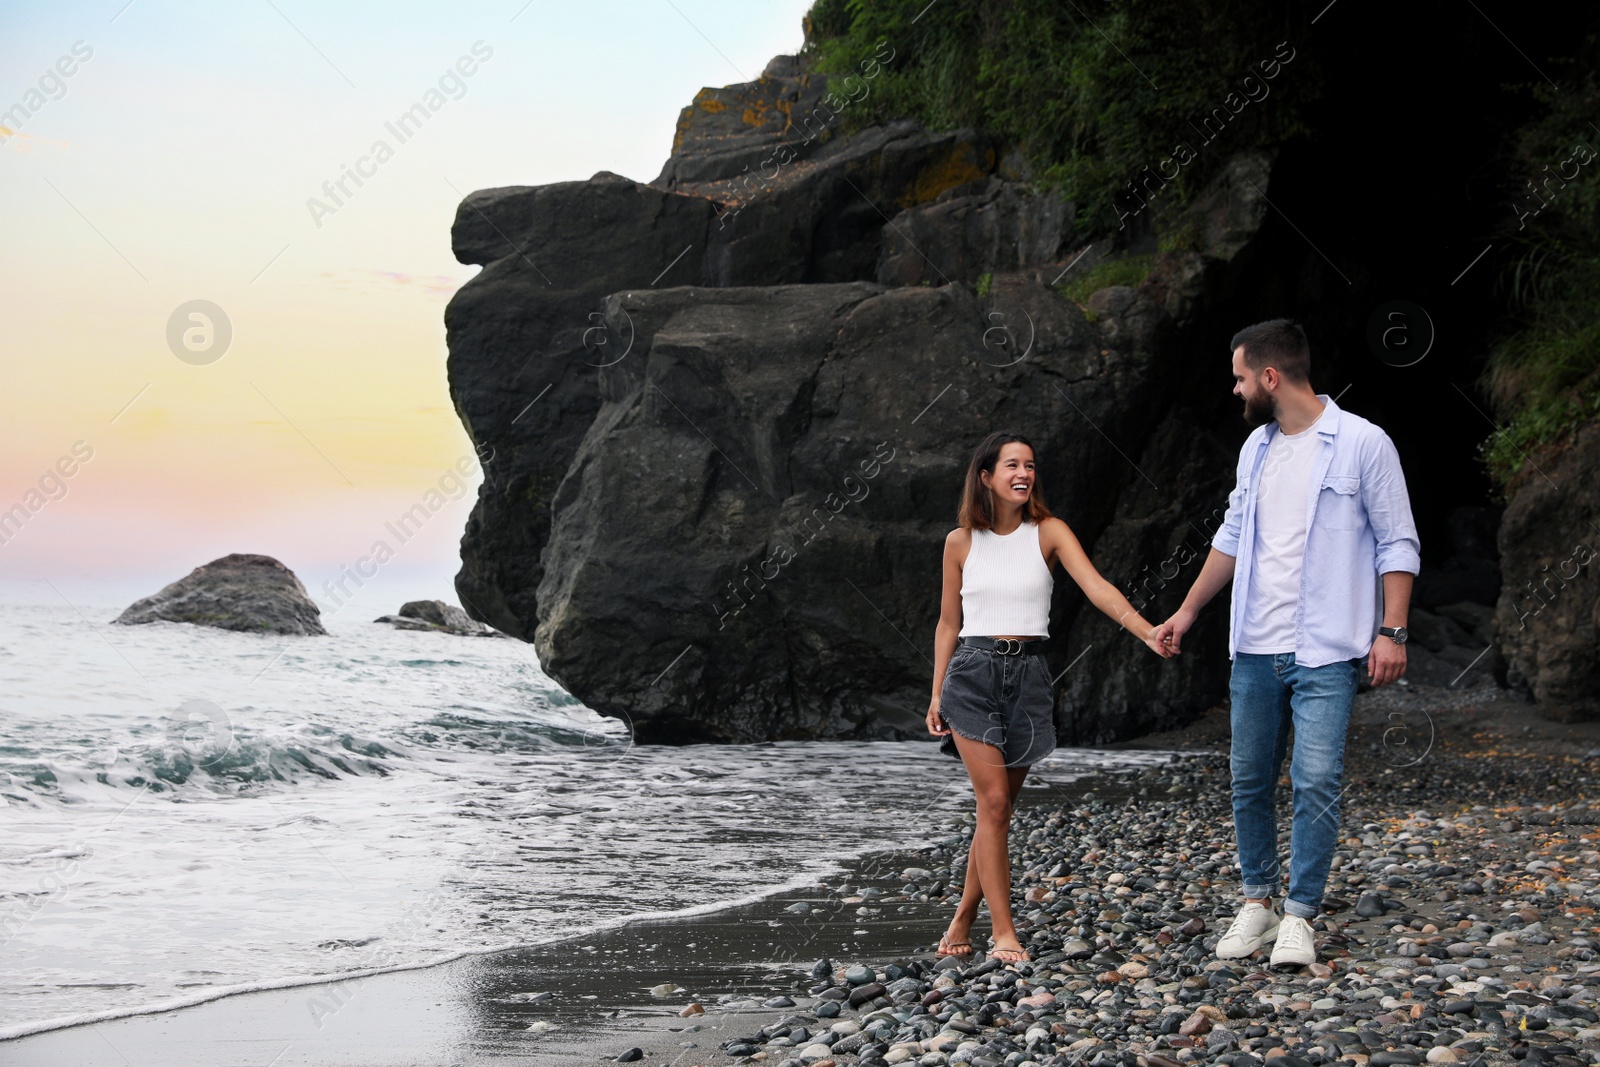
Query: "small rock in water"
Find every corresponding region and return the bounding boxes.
[649,982,683,995]
[616,1049,644,1063]
[680,1002,703,1017]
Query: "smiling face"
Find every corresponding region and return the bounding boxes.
[981,441,1036,506]
[1232,345,1278,428]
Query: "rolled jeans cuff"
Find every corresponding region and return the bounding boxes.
[1283,899,1319,919]
[1241,883,1277,899]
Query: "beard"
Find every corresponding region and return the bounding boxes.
[1241,387,1277,428]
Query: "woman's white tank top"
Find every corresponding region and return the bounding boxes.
[958,520,1054,637]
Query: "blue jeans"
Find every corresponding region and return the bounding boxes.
[1229,652,1360,919]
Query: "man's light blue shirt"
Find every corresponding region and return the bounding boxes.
[1212,396,1421,667]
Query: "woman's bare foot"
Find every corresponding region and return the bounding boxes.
[988,933,1031,963]
[937,920,974,956]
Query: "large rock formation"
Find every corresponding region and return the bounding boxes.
[446,52,1276,743]
[1494,420,1600,720]
[114,554,325,636]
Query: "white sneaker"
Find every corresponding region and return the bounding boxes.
[1215,900,1279,959]
[1269,914,1317,967]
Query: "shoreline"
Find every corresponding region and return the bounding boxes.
[10,677,1600,1066]
[0,753,1171,1066]
[0,863,854,1044]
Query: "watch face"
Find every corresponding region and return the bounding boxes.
[1392,627,1408,644]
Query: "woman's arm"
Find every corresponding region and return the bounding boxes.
[931,529,967,699]
[1043,518,1175,658]
[927,529,968,735]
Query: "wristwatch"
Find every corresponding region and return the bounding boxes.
[1378,625,1409,644]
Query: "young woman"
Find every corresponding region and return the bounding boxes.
[929,431,1175,963]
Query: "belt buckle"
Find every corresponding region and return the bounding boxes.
[995,638,1021,655]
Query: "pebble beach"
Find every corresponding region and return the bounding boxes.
[631,680,1600,1067]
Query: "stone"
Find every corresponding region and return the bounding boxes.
[114,553,326,635]
[846,965,877,985]
[1368,1053,1423,1067]
[373,599,502,636]
[849,982,888,1007]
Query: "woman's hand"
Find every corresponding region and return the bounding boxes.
[1142,624,1177,658]
[926,697,950,736]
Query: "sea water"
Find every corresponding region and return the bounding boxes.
[0,598,1167,1040]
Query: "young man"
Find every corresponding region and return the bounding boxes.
[1156,319,1420,967]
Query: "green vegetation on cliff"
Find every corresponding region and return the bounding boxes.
[803,0,1320,239]
[1058,254,1154,314]
[1480,36,1600,490]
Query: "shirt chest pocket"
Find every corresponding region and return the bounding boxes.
[1315,475,1362,531]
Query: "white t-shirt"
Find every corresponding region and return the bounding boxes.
[1237,412,1325,653]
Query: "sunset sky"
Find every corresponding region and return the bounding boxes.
[1,0,811,610]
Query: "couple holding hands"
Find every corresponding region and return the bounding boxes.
[927,319,1421,967]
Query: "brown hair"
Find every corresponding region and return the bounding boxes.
[1230,318,1311,384]
[957,431,1055,531]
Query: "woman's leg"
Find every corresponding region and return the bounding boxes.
[943,742,997,950]
[948,759,1030,931]
[949,731,1031,958]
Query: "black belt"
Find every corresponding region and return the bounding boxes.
[960,636,1047,656]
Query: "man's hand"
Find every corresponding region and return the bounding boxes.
[1142,625,1178,658]
[1154,608,1196,654]
[1368,635,1407,687]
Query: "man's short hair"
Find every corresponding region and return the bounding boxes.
[1230,318,1310,384]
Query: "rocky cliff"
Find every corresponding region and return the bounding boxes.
[445,54,1277,743]
[1494,420,1600,720]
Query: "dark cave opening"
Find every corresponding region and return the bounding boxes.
[1170,1,1582,601]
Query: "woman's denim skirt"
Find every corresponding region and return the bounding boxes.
[937,640,1057,767]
